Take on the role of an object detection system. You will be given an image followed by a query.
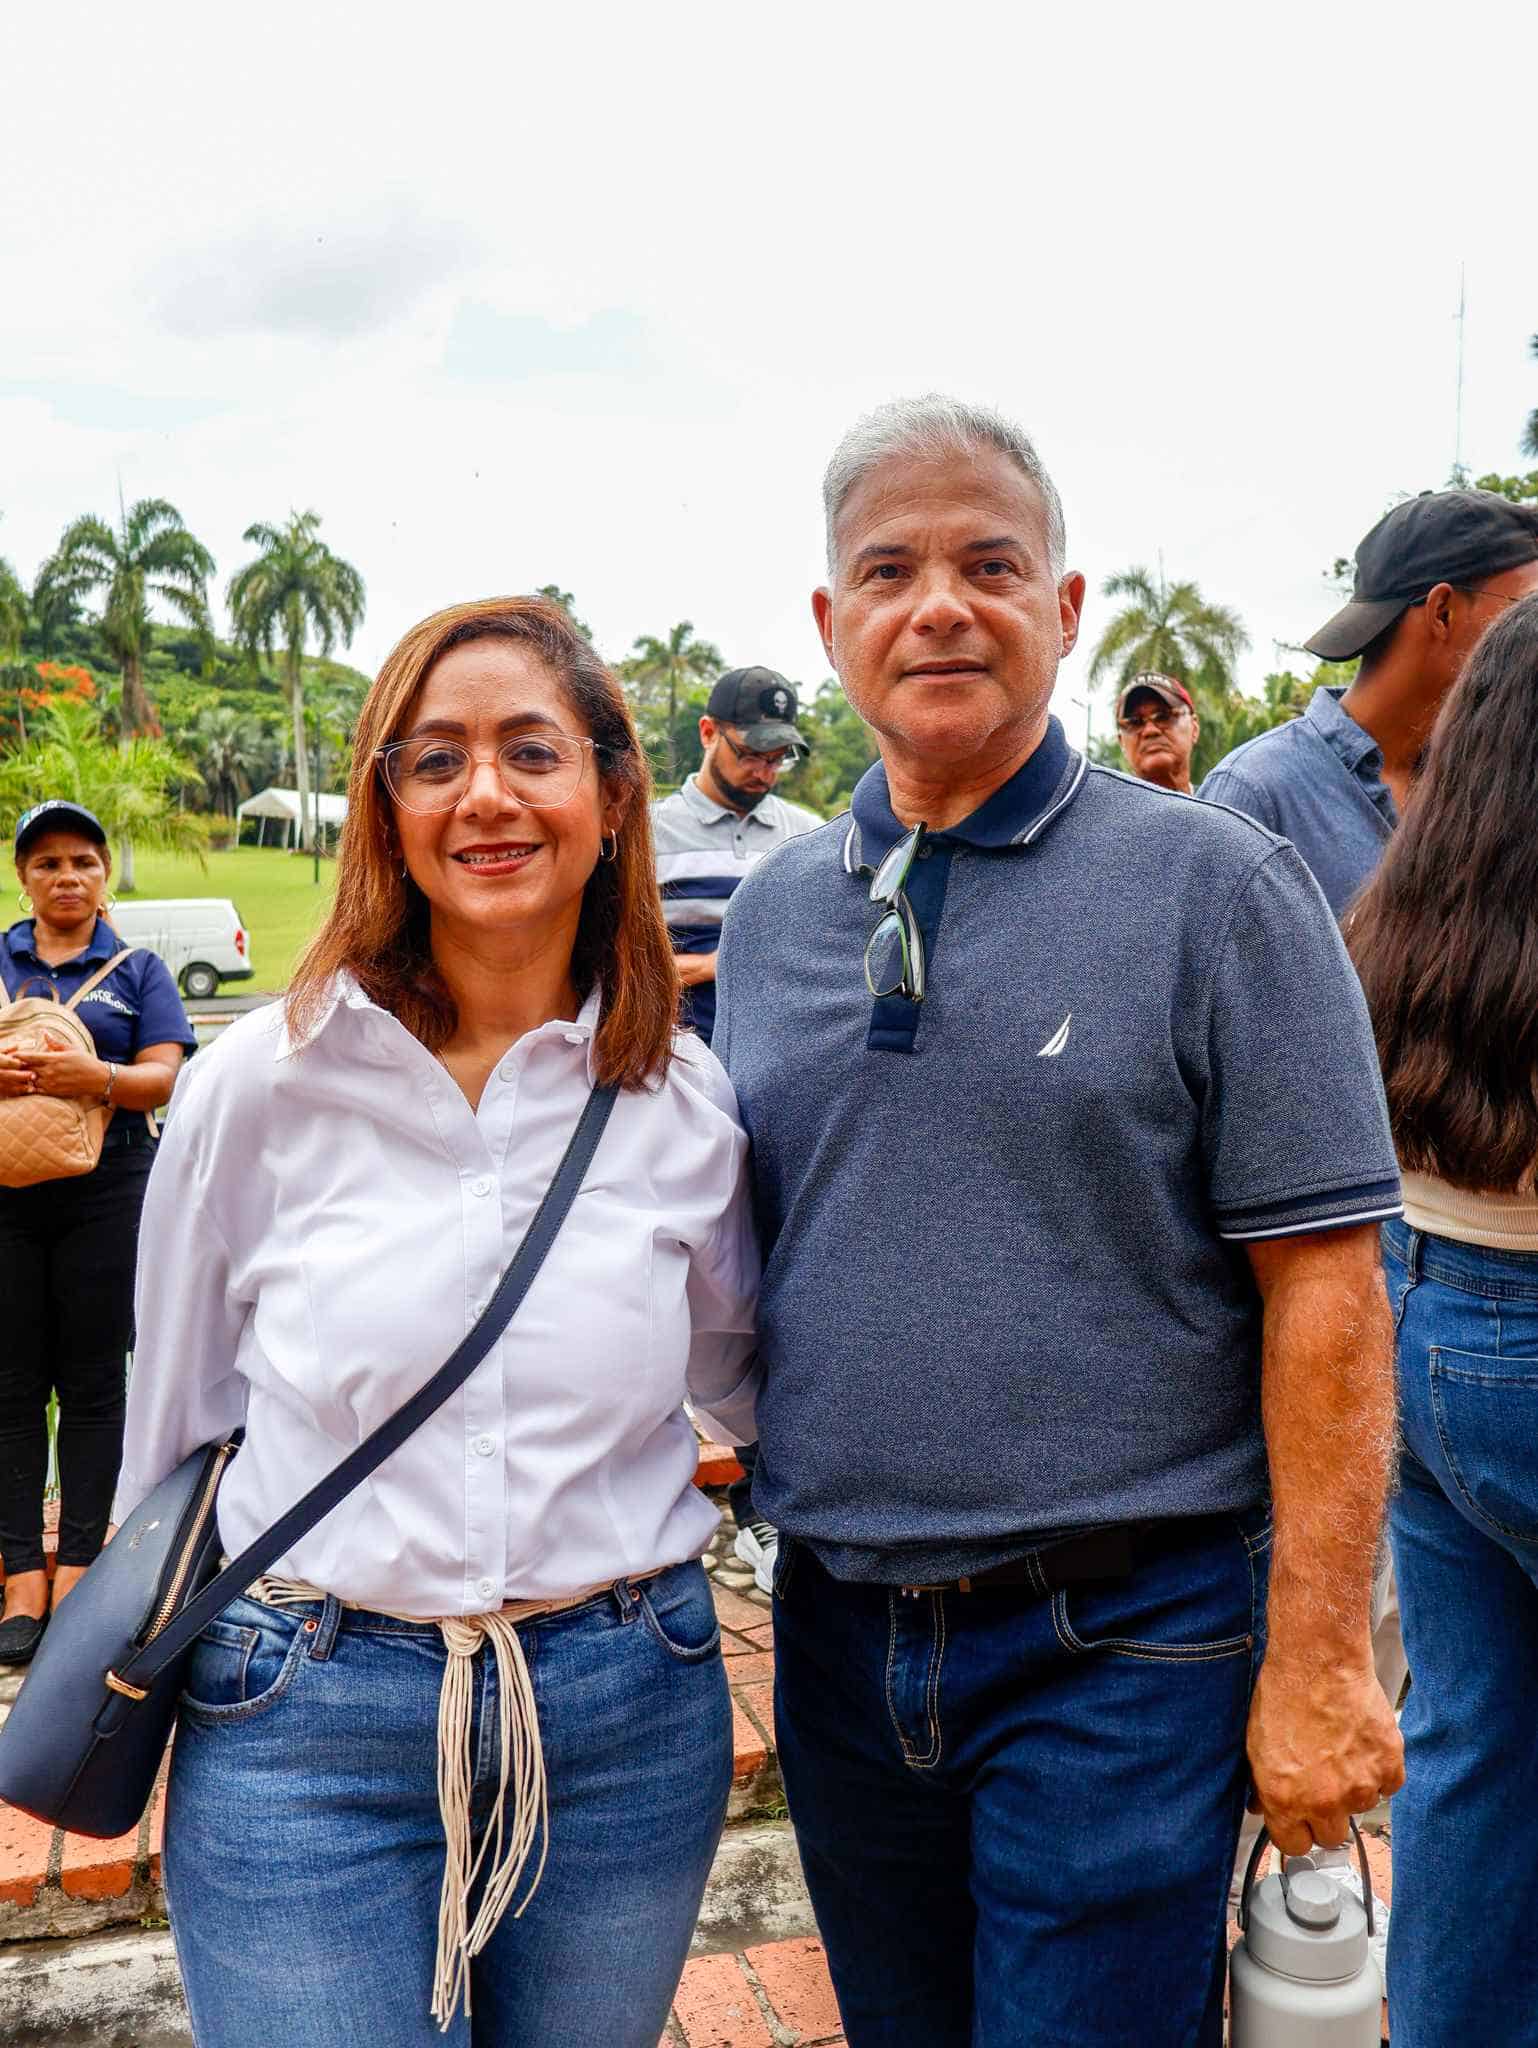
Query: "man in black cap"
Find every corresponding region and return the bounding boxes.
[1115,673,1201,793]
[1198,488,1538,1962]
[651,667,820,1592]
[1199,490,1538,915]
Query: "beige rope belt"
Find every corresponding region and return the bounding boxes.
[247,1568,665,2028]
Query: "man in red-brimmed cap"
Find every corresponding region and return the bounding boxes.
[1115,673,1200,793]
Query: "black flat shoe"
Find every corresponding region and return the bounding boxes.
[0,1611,48,1666]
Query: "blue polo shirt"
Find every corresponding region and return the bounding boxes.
[713,718,1402,1584]
[1,918,196,1067]
[1196,688,1396,919]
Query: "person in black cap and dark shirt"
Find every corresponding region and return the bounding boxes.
[1198,489,1538,1965]
[0,800,195,1664]
[1199,489,1538,915]
[651,670,820,1591]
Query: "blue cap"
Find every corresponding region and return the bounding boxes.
[14,800,108,858]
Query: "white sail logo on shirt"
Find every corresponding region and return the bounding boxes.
[1037,1014,1072,1058]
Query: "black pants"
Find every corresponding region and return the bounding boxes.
[0,1133,155,1575]
[728,1439,761,1531]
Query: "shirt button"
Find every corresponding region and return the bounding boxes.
[563,1031,584,1046]
[499,1063,516,1082]
[470,1176,492,1198]
[473,1434,496,1458]
[477,1577,497,1602]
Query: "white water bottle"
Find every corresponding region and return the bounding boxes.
[1229,1820,1381,2046]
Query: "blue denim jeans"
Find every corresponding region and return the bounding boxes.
[1382,1219,1538,2048]
[164,1561,731,2046]
[771,1513,1269,2048]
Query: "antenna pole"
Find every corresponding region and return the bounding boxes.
[1454,264,1467,477]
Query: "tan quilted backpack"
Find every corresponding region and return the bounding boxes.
[0,949,138,1188]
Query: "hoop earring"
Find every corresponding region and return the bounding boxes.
[17,892,32,914]
[599,833,618,864]
[104,892,118,914]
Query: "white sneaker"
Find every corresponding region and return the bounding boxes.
[733,1519,779,1596]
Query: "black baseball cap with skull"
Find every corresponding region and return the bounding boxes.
[705,667,807,754]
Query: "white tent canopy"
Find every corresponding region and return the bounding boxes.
[236,787,348,847]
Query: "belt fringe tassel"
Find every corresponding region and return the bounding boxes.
[252,1579,564,2029]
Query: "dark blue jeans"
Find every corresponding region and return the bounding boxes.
[772,1514,1269,2048]
[1382,1219,1538,2048]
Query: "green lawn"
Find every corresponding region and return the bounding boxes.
[120,847,338,994]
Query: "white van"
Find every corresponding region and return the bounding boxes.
[108,899,256,1000]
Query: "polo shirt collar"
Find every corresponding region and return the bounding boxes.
[4,915,118,968]
[844,716,1083,873]
[677,774,775,833]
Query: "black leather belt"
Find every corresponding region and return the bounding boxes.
[901,1523,1139,1598]
[100,1121,157,1152]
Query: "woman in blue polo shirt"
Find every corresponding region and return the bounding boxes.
[0,801,195,1665]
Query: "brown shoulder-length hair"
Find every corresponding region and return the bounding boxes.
[1348,591,1538,1190]
[286,596,679,1090]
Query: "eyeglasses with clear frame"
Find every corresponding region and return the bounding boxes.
[375,732,606,813]
[864,821,927,1002]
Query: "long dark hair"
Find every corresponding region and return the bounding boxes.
[1349,593,1538,1190]
[287,597,679,1090]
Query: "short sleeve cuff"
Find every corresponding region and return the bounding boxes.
[1215,1176,1404,1242]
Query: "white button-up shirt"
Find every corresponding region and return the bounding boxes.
[115,978,761,1615]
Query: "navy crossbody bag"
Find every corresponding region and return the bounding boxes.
[0,1084,616,1839]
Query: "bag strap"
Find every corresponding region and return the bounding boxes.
[115,1080,619,1690]
[0,947,135,1017]
[61,949,135,1014]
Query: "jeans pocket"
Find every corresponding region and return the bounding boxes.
[638,1565,723,1663]
[1429,1347,1538,1546]
[180,1605,312,1723]
[1051,1523,1257,1664]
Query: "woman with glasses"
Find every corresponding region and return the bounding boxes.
[1348,592,1538,2047]
[116,597,760,2046]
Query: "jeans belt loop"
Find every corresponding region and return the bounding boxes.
[306,1592,344,1661]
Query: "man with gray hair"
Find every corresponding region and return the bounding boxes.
[713,395,1405,2045]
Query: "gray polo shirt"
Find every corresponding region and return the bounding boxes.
[652,775,822,1044]
[714,717,1402,1585]
[1197,688,1396,918]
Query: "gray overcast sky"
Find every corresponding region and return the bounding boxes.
[3,1,1535,746]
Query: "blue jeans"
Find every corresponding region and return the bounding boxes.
[164,1561,731,2046]
[771,1514,1269,2048]
[1382,1219,1538,2048]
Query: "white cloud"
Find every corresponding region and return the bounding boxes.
[1,0,1534,741]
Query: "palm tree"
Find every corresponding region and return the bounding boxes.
[0,553,30,748]
[189,704,264,819]
[0,553,27,666]
[0,697,204,863]
[623,621,723,785]
[227,512,366,852]
[29,556,81,660]
[1088,566,1250,704]
[43,498,215,738]
[1523,333,1538,461]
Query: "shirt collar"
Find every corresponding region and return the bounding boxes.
[3,915,118,968]
[1306,686,1384,776]
[843,716,1083,873]
[677,773,775,831]
[276,971,605,1082]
